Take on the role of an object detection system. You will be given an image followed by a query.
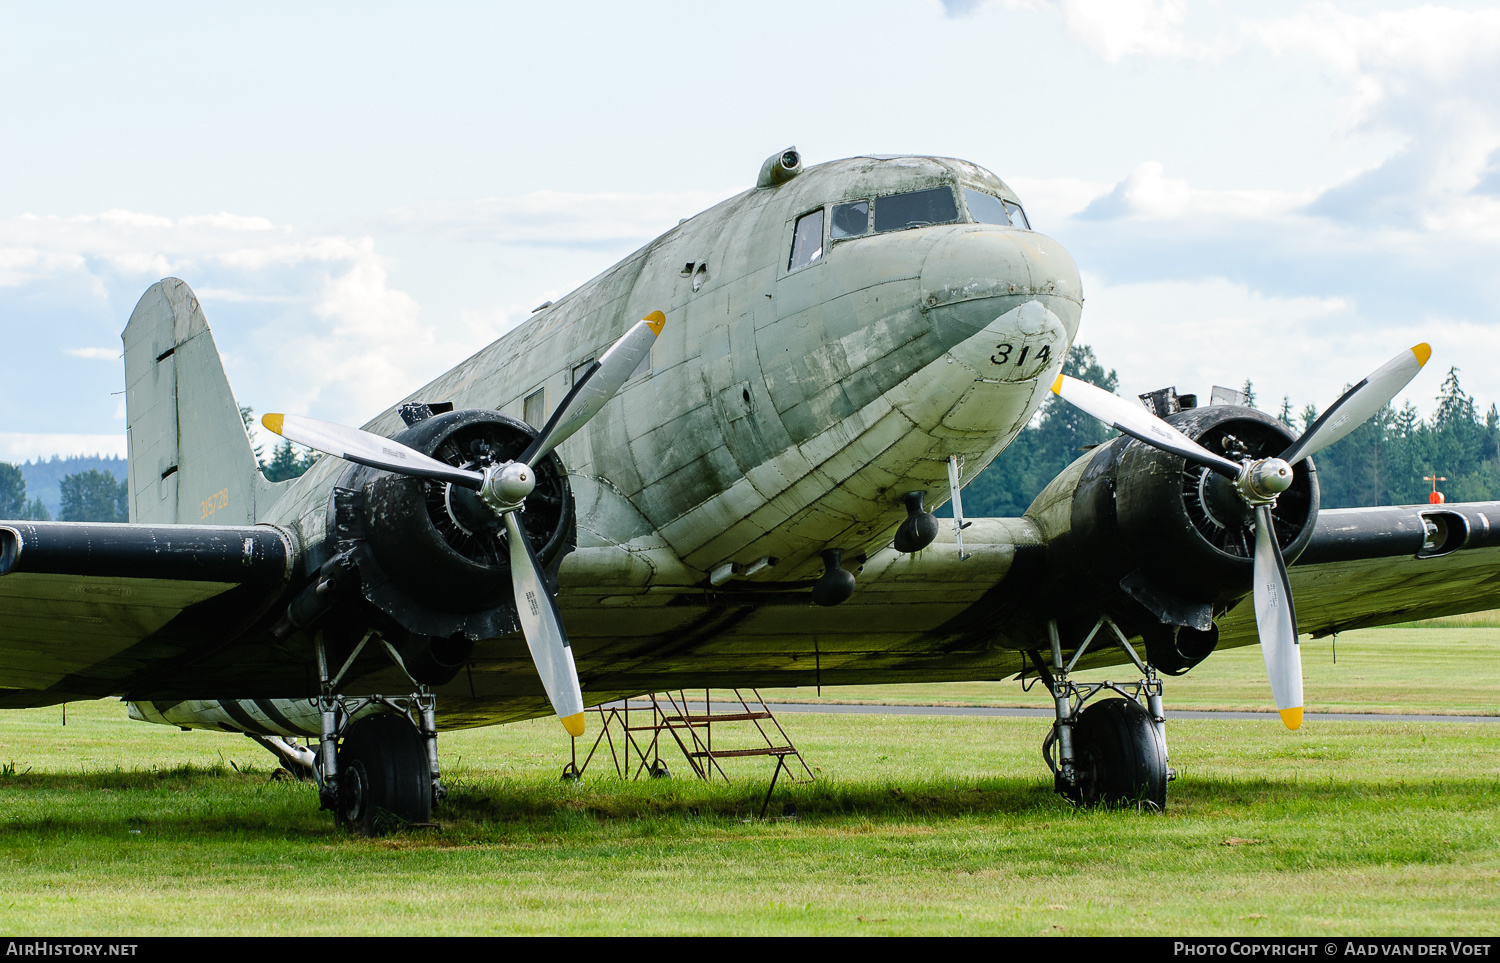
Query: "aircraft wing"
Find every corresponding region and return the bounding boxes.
[0,521,294,708]
[1215,501,1500,646]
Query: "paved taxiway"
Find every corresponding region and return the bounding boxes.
[614,702,1499,724]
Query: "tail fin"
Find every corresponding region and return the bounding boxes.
[123,279,264,525]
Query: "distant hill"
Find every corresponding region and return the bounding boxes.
[16,455,128,517]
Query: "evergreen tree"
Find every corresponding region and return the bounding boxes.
[21,498,51,521]
[262,439,318,482]
[59,470,128,522]
[240,405,264,464]
[0,463,24,518]
[960,344,1118,517]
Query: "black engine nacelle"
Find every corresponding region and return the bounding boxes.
[1038,405,1318,673]
[324,408,576,670]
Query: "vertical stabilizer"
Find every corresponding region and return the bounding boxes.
[123,279,262,525]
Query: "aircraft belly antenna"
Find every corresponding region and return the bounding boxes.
[947,455,972,561]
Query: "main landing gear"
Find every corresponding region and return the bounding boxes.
[1033,617,1172,810]
[313,630,444,834]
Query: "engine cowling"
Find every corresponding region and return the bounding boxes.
[1038,405,1319,673]
[323,408,576,669]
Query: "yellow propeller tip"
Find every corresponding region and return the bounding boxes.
[1411,343,1432,367]
[644,310,666,336]
[262,413,284,435]
[1050,374,1065,396]
[561,713,586,737]
[1279,706,1303,730]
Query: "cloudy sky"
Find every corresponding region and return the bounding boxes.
[4,0,1500,462]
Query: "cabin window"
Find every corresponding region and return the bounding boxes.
[830,200,870,239]
[523,388,545,429]
[788,209,824,271]
[963,188,1012,226]
[873,186,959,233]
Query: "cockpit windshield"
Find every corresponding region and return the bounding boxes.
[800,182,1032,269]
[873,187,959,232]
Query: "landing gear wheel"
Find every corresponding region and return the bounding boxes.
[336,713,432,835]
[1063,698,1168,811]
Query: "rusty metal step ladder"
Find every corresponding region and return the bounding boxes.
[565,689,814,787]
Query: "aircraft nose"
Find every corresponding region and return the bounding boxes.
[919,227,1082,356]
[887,228,1083,437]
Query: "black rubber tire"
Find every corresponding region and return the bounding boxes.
[336,713,432,835]
[1061,698,1168,810]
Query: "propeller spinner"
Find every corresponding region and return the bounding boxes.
[265,310,667,736]
[1051,343,1431,729]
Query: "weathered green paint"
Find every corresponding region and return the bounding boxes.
[10,151,1496,735]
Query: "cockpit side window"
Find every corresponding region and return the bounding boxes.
[963,188,1011,225]
[830,200,870,239]
[873,186,959,233]
[788,208,824,271]
[1003,199,1031,230]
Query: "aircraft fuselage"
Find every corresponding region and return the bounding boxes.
[273,155,1082,589]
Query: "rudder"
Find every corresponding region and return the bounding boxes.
[123,279,263,525]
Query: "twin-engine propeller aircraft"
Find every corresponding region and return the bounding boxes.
[3,148,1498,831]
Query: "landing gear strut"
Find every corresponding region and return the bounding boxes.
[314,630,445,834]
[1035,617,1173,810]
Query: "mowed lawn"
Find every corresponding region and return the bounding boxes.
[0,622,1497,936]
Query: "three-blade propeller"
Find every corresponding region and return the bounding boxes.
[1051,343,1431,729]
[265,310,667,736]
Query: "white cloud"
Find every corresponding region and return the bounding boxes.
[1071,273,1495,426]
[947,0,1216,61]
[0,185,741,444]
[1248,5,1500,237]
[1078,161,1315,221]
[0,209,453,432]
[380,189,732,245]
[1005,176,1114,224]
[0,432,126,462]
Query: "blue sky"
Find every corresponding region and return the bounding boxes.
[4,0,1500,461]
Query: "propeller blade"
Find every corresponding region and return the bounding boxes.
[1252,504,1303,730]
[1279,344,1431,466]
[263,413,484,490]
[521,311,666,464]
[502,511,585,736]
[1051,375,1242,478]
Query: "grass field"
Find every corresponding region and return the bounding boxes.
[757,623,1500,715]
[1,624,1497,936]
